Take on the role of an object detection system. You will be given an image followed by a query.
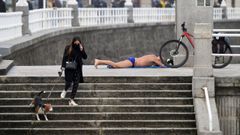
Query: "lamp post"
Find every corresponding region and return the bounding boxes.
[221,0,227,19]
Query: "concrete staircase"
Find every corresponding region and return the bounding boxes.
[0,76,197,135]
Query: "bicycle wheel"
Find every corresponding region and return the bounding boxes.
[159,40,189,68]
[212,41,232,68]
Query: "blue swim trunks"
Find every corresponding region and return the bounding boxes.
[128,57,135,67]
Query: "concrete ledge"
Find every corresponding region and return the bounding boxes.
[2,64,240,78]
[0,60,14,75]
[215,77,240,87]
[4,65,193,77]
[198,131,222,135]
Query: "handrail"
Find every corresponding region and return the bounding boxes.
[213,29,240,32]
[202,87,213,131]
[212,54,240,56]
[212,29,240,56]
[230,45,240,48]
[212,33,240,37]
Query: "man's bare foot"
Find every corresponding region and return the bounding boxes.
[94,59,99,69]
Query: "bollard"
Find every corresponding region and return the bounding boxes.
[221,0,227,19]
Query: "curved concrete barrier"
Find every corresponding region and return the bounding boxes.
[0,23,175,65]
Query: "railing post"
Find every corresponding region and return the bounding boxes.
[16,0,31,35]
[125,0,134,23]
[67,0,80,27]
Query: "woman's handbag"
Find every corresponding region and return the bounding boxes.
[66,61,77,70]
[65,57,77,70]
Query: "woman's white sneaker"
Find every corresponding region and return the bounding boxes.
[69,99,78,106]
[60,90,67,98]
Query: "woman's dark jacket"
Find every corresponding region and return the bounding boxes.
[61,44,87,83]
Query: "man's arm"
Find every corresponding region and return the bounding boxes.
[153,57,164,66]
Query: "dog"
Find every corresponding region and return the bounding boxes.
[30,91,53,121]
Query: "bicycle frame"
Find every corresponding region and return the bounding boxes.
[179,31,195,48]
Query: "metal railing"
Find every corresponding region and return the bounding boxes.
[212,29,240,57]
[1,8,240,42]
[29,8,72,33]
[202,87,213,131]
[78,8,128,26]
[227,7,240,19]
[133,8,175,23]
[0,12,23,42]
[213,8,223,20]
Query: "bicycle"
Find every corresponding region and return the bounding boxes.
[159,22,232,68]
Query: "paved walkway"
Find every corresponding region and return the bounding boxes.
[4,64,240,78]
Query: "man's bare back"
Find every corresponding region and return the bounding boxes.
[135,54,162,67]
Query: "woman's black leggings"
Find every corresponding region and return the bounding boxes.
[64,70,80,99]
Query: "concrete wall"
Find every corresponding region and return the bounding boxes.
[2,23,175,65]
[1,20,240,66]
[215,77,240,135]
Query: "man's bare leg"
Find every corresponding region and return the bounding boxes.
[95,59,133,68]
[94,59,117,69]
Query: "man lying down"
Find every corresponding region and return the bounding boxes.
[94,54,169,69]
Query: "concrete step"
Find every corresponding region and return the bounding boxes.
[0,120,196,128]
[0,83,192,90]
[0,97,193,105]
[0,75,196,135]
[0,60,14,75]
[0,112,195,120]
[0,105,194,113]
[0,90,192,98]
[0,127,197,135]
[0,76,192,83]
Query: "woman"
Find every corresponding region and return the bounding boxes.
[60,36,87,106]
[94,54,165,69]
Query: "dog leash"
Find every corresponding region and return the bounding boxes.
[46,70,63,101]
